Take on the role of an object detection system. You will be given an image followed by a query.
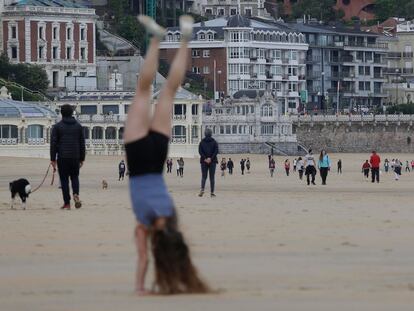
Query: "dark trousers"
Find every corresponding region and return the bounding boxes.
[306,166,316,185]
[298,169,304,180]
[167,165,172,173]
[179,167,184,177]
[364,169,370,178]
[201,162,216,193]
[119,171,125,180]
[57,158,80,205]
[241,167,245,175]
[338,167,342,174]
[371,167,380,183]
[228,167,233,174]
[285,168,289,176]
[320,167,329,185]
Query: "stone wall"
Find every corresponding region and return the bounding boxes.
[295,122,414,153]
[218,142,298,155]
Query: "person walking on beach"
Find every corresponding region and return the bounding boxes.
[269,157,276,177]
[391,159,395,171]
[304,149,317,186]
[411,160,414,171]
[220,158,227,177]
[297,156,304,180]
[337,159,342,174]
[119,160,126,180]
[405,160,410,172]
[50,104,85,210]
[370,150,381,183]
[165,159,172,173]
[362,160,370,180]
[318,150,331,185]
[394,159,402,180]
[284,159,291,176]
[384,158,389,173]
[293,158,297,172]
[246,158,251,174]
[227,158,234,175]
[124,15,208,295]
[176,159,180,176]
[198,128,219,197]
[240,159,246,175]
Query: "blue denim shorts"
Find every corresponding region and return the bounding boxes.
[129,174,174,227]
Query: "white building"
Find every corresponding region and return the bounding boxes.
[195,0,267,18]
[54,88,204,157]
[202,90,298,154]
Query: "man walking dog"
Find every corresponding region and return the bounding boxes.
[50,104,85,209]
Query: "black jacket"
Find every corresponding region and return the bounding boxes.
[199,136,219,164]
[50,117,85,161]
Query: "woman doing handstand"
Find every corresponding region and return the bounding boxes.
[124,15,209,295]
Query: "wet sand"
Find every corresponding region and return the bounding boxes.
[0,153,414,311]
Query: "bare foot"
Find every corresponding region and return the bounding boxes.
[135,289,154,296]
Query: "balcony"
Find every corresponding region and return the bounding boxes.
[344,42,388,49]
[0,138,18,145]
[341,55,354,62]
[173,115,186,121]
[403,52,414,58]
[305,55,321,63]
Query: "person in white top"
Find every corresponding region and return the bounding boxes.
[304,149,317,185]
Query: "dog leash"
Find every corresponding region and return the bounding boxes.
[31,163,56,194]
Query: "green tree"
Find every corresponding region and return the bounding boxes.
[291,0,338,22]
[374,0,397,22]
[117,15,145,49]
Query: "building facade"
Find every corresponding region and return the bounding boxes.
[383,20,414,105]
[160,15,308,114]
[0,87,56,158]
[202,90,298,154]
[196,0,267,18]
[287,20,388,111]
[0,0,97,89]
[54,88,203,157]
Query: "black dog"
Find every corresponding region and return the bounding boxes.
[9,179,31,210]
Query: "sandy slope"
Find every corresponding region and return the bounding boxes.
[0,153,414,311]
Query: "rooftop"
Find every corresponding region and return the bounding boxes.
[9,0,88,8]
[0,99,56,118]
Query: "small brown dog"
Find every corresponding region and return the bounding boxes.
[102,180,108,190]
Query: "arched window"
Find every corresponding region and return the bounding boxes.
[0,124,18,139]
[191,104,199,115]
[92,126,103,139]
[105,127,116,139]
[83,126,90,139]
[261,104,273,117]
[172,125,186,143]
[26,124,43,138]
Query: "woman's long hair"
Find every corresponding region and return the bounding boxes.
[151,215,209,294]
[319,150,325,162]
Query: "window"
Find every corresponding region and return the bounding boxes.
[271,66,282,75]
[218,8,225,16]
[38,46,44,59]
[192,49,200,58]
[92,127,103,139]
[245,8,252,17]
[192,66,200,74]
[207,32,214,41]
[358,66,364,75]
[66,47,72,59]
[290,51,297,61]
[365,66,370,75]
[67,27,72,40]
[103,105,119,115]
[288,66,298,76]
[225,125,231,134]
[80,47,86,60]
[11,26,17,39]
[52,46,58,59]
[105,127,117,139]
[80,105,97,115]
[203,50,210,58]
[261,123,274,135]
[272,50,281,60]
[205,8,212,15]
[79,72,87,77]
[39,26,44,40]
[80,28,86,41]
[230,31,240,42]
[11,47,17,59]
[288,100,296,109]
[288,82,297,92]
[272,81,282,91]
[230,8,237,15]
[52,71,58,88]
[26,125,43,139]
[359,81,371,91]
[53,26,58,40]
[66,71,72,77]
[357,51,363,61]
[198,32,206,40]
[261,104,273,117]
[172,126,186,142]
[192,104,199,115]
[203,66,210,74]
[0,125,18,139]
[229,47,239,58]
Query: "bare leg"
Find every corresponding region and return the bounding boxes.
[124,38,160,144]
[135,224,150,294]
[151,16,193,137]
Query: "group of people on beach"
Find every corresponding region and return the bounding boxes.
[363,156,414,181]
[165,158,185,177]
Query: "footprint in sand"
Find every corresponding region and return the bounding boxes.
[278,243,285,247]
[341,241,358,247]
[383,220,392,224]
[35,244,44,248]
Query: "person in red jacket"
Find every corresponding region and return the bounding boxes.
[369,151,381,183]
[362,160,371,179]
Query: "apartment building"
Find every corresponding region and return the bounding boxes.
[160,15,308,114]
[288,21,388,111]
[0,0,97,89]
[383,20,414,104]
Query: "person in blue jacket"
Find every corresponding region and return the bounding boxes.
[318,149,331,185]
[198,128,219,197]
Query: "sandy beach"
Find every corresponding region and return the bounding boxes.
[1,153,414,311]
